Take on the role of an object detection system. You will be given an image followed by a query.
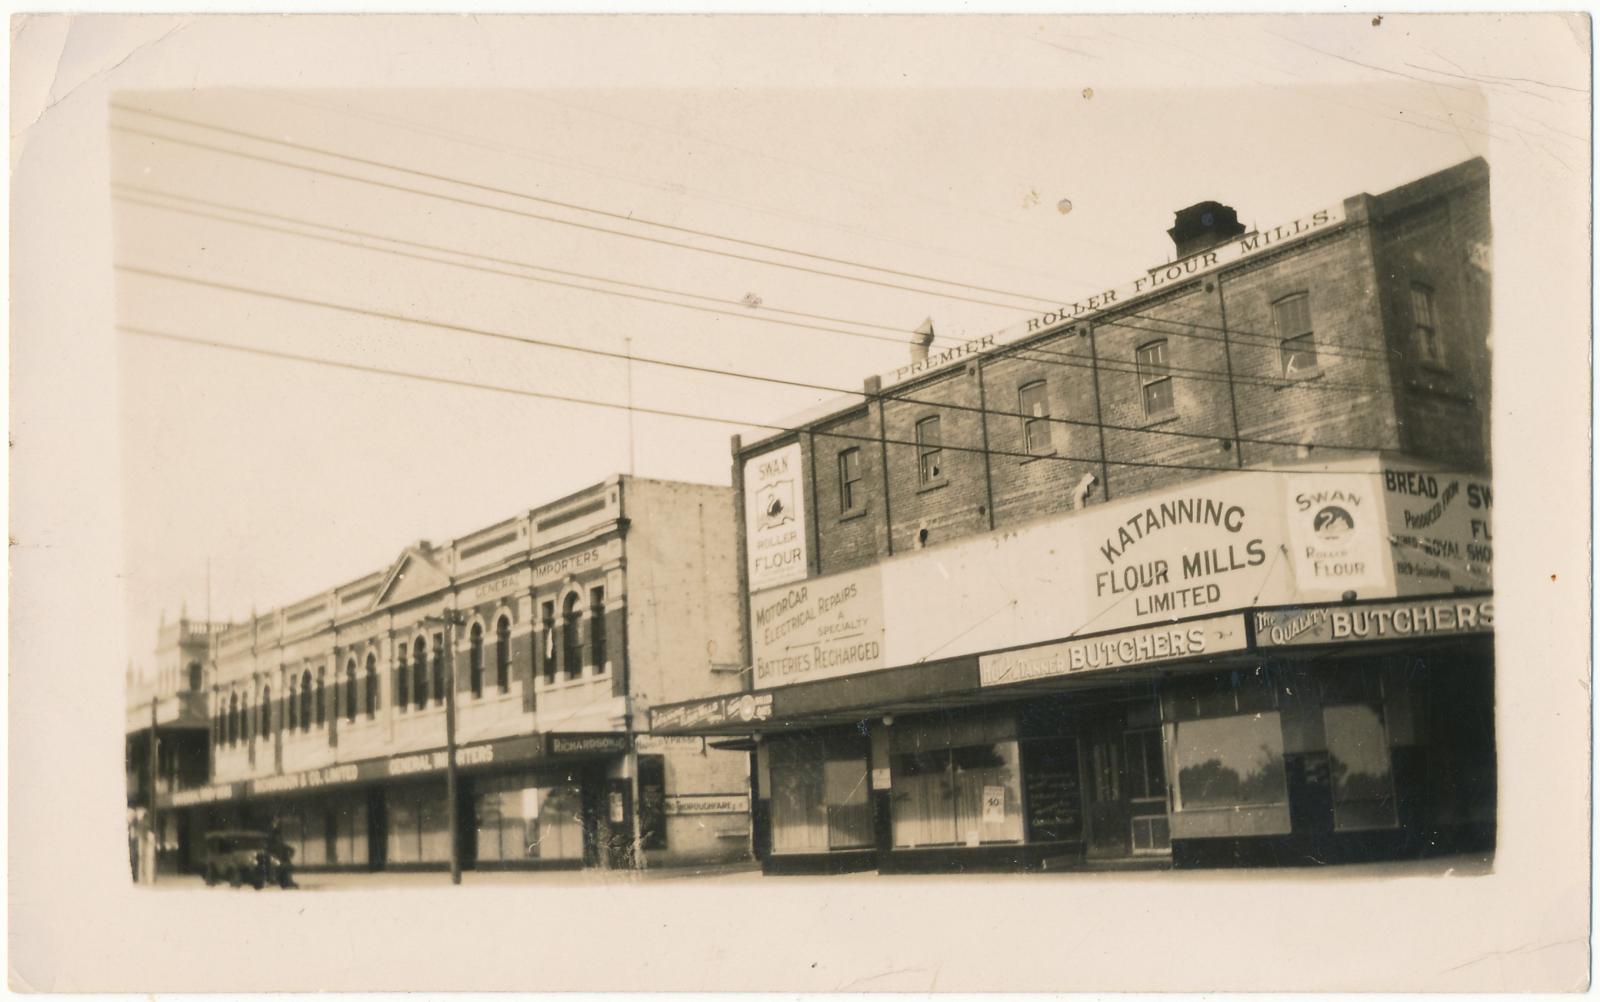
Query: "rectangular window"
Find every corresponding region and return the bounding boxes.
[1274,292,1318,378]
[1169,712,1292,838]
[1410,283,1444,366]
[541,602,557,682]
[1018,380,1052,454]
[915,415,943,484]
[589,587,607,675]
[837,448,862,513]
[1324,703,1400,831]
[1136,340,1174,417]
[889,714,1023,849]
[768,730,872,855]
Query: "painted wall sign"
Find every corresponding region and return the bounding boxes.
[1285,473,1391,597]
[1381,470,1494,595]
[664,794,751,816]
[744,442,808,591]
[1253,596,1493,647]
[635,734,706,754]
[252,763,361,795]
[978,613,1248,688]
[548,733,629,756]
[533,545,604,583]
[880,203,1346,388]
[168,782,242,807]
[751,570,886,689]
[650,692,774,733]
[470,571,522,603]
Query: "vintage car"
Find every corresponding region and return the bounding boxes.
[202,830,293,889]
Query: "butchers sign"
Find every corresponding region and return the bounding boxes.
[751,570,886,688]
[979,613,1248,687]
[744,443,808,591]
[1254,596,1494,647]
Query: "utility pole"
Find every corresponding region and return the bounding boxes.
[147,695,159,885]
[440,609,463,885]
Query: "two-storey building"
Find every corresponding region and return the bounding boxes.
[155,476,751,874]
[650,158,1495,873]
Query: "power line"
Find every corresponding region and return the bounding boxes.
[113,186,1400,395]
[121,324,1389,478]
[111,106,1051,313]
[116,261,1391,457]
[112,103,1396,363]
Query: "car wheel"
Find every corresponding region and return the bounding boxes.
[203,864,217,887]
[228,868,242,888]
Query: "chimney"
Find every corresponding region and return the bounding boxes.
[910,318,935,365]
[1168,201,1246,259]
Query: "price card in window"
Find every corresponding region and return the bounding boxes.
[982,786,1006,824]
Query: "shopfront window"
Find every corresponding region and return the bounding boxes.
[1325,703,1399,831]
[1172,713,1287,811]
[473,773,585,862]
[768,731,872,855]
[889,714,1024,849]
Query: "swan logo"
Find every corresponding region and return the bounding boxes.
[757,480,795,530]
[1313,505,1356,542]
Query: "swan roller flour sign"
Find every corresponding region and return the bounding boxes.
[745,443,808,591]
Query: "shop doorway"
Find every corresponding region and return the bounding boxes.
[1084,717,1171,859]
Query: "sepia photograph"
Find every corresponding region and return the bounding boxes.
[9,10,1592,993]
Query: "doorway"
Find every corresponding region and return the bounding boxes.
[1083,712,1171,858]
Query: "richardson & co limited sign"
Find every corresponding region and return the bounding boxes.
[979,613,1248,688]
[1253,596,1494,648]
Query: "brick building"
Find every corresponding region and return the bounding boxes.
[146,476,752,875]
[650,158,1495,873]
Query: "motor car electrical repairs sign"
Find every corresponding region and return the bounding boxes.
[750,568,886,688]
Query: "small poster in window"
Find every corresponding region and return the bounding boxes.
[982,785,1006,824]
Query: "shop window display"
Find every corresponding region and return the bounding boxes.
[889,714,1023,849]
[474,774,584,862]
[768,730,872,854]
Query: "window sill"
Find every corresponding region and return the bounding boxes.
[1019,449,1057,466]
[1273,371,1324,390]
[915,478,949,495]
[1141,413,1179,430]
[838,507,869,524]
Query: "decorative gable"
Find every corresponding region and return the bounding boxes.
[372,545,452,611]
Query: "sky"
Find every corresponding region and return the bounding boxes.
[101,14,1586,673]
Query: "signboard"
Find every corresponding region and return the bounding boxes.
[635,734,706,754]
[168,782,242,808]
[979,613,1248,688]
[1253,595,1494,648]
[469,570,522,602]
[870,767,891,790]
[1381,469,1494,594]
[650,692,774,733]
[1079,476,1287,631]
[1284,473,1390,596]
[534,545,604,584]
[751,570,885,689]
[665,794,751,816]
[744,443,808,591]
[881,203,1345,389]
[548,733,630,757]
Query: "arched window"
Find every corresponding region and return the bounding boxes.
[188,661,203,692]
[413,637,429,709]
[315,668,327,727]
[227,692,239,746]
[300,670,313,733]
[396,646,409,714]
[469,624,484,698]
[431,634,445,705]
[260,684,272,735]
[364,653,378,718]
[287,676,298,730]
[563,593,583,679]
[345,659,358,722]
[496,616,511,693]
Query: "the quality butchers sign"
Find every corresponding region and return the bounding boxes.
[1079,475,1286,630]
[751,569,886,688]
[744,443,808,591]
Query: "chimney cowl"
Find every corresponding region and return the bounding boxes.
[1168,201,1246,259]
[910,318,935,365]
